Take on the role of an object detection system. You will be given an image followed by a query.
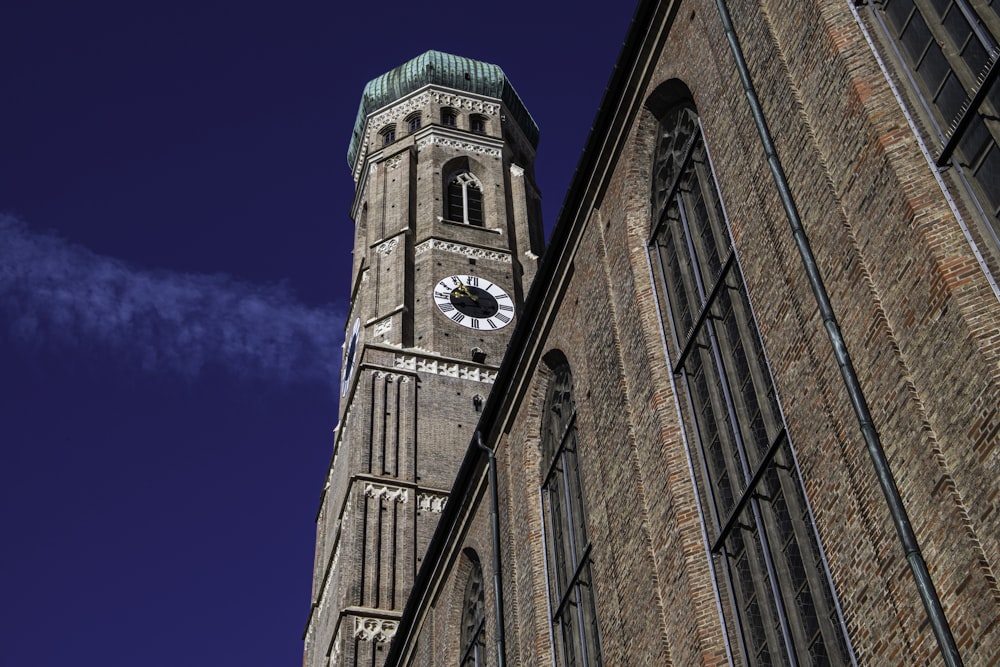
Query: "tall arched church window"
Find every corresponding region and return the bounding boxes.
[447,172,484,226]
[648,104,854,665]
[872,0,1000,247]
[540,361,603,667]
[459,552,486,666]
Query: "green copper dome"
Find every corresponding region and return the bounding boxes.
[347,50,539,168]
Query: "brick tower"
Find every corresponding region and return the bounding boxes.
[303,51,542,667]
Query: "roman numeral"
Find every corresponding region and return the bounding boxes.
[434,291,451,300]
[451,312,465,323]
[499,304,513,312]
[468,276,479,286]
[496,313,511,323]
[496,294,510,300]
[486,319,498,329]
[439,303,455,312]
[470,319,480,329]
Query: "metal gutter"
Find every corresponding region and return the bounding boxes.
[381,0,662,663]
[711,1,963,663]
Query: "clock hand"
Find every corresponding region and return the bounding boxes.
[451,281,478,301]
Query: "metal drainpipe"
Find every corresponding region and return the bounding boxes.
[711,1,963,664]
[475,431,507,667]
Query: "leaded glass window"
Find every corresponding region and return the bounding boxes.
[459,553,486,667]
[541,361,602,667]
[446,171,484,226]
[648,104,853,666]
[875,0,1000,244]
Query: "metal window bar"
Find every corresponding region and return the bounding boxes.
[459,618,485,666]
[550,543,594,623]
[711,429,787,554]
[542,411,578,488]
[671,250,737,373]
[939,46,1000,164]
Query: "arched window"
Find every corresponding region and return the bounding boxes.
[441,107,458,127]
[380,124,396,146]
[446,172,484,226]
[406,113,421,133]
[470,114,487,134]
[459,552,486,666]
[648,103,853,665]
[541,361,602,667]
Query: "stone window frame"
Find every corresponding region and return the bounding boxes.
[458,551,486,666]
[406,112,422,133]
[869,0,1000,247]
[470,114,488,134]
[539,358,603,667]
[441,107,459,127]
[445,170,485,226]
[380,124,396,146]
[647,101,854,666]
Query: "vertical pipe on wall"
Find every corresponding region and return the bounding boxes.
[475,431,507,667]
[710,1,963,664]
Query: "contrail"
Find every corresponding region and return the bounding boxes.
[0,215,344,390]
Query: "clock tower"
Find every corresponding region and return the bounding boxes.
[304,51,542,667]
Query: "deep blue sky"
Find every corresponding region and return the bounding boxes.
[0,2,636,665]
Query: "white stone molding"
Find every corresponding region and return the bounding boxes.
[393,354,497,384]
[525,249,539,260]
[369,162,378,175]
[385,154,403,170]
[331,633,341,665]
[373,318,392,338]
[430,91,499,115]
[371,92,431,129]
[417,492,448,513]
[509,163,524,177]
[375,237,398,255]
[365,483,409,504]
[353,617,399,643]
[414,238,511,263]
[353,91,432,181]
[416,134,501,158]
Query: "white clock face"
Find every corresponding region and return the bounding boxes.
[341,317,360,397]
[433,275,513,330]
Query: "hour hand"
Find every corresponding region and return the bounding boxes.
[451,281,477,301]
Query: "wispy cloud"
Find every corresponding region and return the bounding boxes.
[0,215,344,389]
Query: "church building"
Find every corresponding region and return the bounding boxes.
[304,0,1000,664]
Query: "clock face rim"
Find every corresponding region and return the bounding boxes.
[433,274,513,330]
[341,317,361,397]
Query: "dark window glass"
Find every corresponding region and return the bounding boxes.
[442,108,458,127]
[381,126,396,146]
[459,554,486,667]
[407,114,421,133]
[471,115,487,134]
[878,0,1000,234]
[649,104,853,666]
[446,172,484,226]
[541,363,602,667]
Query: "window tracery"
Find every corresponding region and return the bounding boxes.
[540,361,603,667]
[446,171,484,226]
[459,553,486,666]
[648,103,853,666]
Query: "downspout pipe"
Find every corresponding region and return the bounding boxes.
[711,1,963,665]
[475,430,507,667]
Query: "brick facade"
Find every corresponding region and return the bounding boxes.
[316,2,1000,665]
